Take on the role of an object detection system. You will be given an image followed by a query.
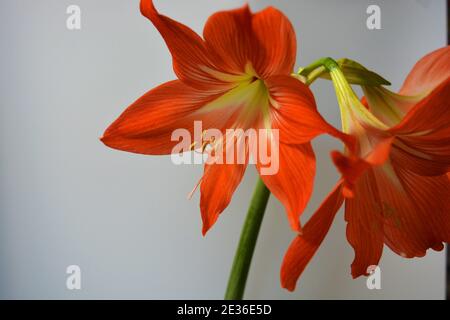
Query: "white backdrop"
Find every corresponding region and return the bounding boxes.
[0,0,446,299]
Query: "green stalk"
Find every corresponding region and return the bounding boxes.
[224,178,271,300]
[299,57,339,79]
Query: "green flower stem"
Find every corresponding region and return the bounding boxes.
[304,66,326,85]
[224,178,271,300]
[299,57,340,85]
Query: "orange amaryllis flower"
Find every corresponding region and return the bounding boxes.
[101,0,345,235]
[281,46,450,291]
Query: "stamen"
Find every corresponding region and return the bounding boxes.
[188,141,197,152]
[189,130,219,154]
[187,177,202,200]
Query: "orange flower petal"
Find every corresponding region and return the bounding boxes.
[140,0,228,90]
[333,138,450,264]
[280,183,344,291]
[382,157,450,257]
[203,5,258,75]
[256,141,316,232]
[348,163,450,260]
[251,7,296,77]
[203,5,297,78]
[331,136,394,194]
[266,75,355,148]
[390,138,450,177]
[101,80,229,155]
[200,133,249,235]
[200,162,248,236]
[390,78,450,175]
[344,171,385,278]
[400,46,450,96]
[392,78,450,134]
[362,47,450,125]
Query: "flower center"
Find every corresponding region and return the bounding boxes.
[199,63,271,130]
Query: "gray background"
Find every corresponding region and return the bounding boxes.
[0,0,446,299]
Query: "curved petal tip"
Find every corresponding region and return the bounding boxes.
[140,0,157,19]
